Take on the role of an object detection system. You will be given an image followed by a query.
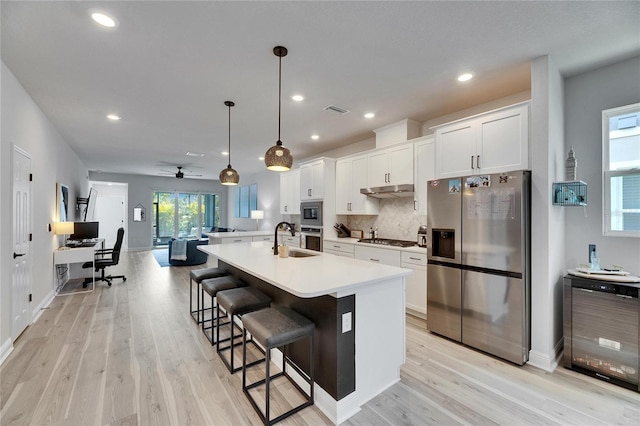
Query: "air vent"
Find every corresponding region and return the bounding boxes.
[324,105,350,115]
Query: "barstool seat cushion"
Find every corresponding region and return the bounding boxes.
[190,267,227,283]
[202,275,244,297]
[243,307,314,348]
[217,287,271,316]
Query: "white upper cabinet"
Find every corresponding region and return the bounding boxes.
[367,143,414,187]
[300,159,325,201]
[336,155,379,215]
[434,102,529,178]
[279,169,300,214]
[413,136,435,215]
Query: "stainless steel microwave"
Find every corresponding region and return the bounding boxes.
[300,201,322,227]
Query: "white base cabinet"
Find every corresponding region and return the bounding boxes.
[401,252,427,319]
[354,245,401,267]
[434,102,529,179]
[323,240,355,258]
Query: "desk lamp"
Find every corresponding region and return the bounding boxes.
[55,221,75,248]
[251,210,264,230]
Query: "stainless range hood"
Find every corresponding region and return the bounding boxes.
[360,184,414,198]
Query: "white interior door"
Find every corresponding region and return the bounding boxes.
[12,145,31,340]
[95,195,126,249]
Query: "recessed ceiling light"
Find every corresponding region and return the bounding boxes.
[186,151,205,157]
[311,134,319,140]
[221,151,229,156]
[258,156,265,161]
[107,114,121,121]
[90,11,118,28]
[457,73,474,82]
[364,112,375,119]
[291,94,304,102]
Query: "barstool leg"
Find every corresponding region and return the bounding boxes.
[265,344,271,425]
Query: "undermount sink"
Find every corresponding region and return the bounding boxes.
[288,250,319,258]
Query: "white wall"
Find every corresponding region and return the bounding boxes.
[88,172,228,251]
[564,56,640,275]
[226,170,281,232]
[1,61,88,355]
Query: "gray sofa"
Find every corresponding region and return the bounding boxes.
[168,238,208,266]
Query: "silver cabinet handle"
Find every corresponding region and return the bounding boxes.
[414,200,417,211]
[370,258,380,262]
[233,239,243,243]
[409,257,421,261]
[471,156,474,169]
[308,189,312,197]
[477,155,480,169]
[284,205,288,212]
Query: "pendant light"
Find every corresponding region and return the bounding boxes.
[264,46,293,171]
[219,100,239,185]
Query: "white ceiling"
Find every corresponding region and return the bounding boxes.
[2,1,639,180]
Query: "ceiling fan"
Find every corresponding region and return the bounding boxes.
[159,166,203,179]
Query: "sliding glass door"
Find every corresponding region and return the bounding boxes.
[153,191,220,246]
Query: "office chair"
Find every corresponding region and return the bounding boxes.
[82,227,127,287]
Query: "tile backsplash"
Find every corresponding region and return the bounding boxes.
[340,198,426,241]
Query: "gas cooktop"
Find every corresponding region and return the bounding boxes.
[357,238,417,248]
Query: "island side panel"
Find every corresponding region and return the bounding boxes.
[220,261,356,400]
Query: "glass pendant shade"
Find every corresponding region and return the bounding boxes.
[219,100,239,185]
[219,166,239,185]
[265,141,293,171]
[265,46,293,171]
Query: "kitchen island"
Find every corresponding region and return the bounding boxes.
[198,241,410,424]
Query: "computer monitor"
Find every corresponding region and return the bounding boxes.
[70,221,99,241]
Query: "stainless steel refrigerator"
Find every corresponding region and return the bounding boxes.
[426,170,531,365]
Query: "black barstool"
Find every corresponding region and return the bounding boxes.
[216,287,271,373]
[201,275,245,345]
[189,267,228,324]
[241,307,315,426]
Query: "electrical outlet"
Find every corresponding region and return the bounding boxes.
[342,312,352,333]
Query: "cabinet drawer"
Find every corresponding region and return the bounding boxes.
[324,241,355,255]
[401,251,427,266]
[221,236,253,244]
[253,235,274,242]
[324,248,354,258]
[355,245,401,267]
[282,235,300,247]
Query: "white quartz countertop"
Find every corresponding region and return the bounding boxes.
[323,236,427,255]
[205,230,273,238]
[198,241,411,298]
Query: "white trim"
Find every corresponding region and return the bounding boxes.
[527,338,562,372]
[32,290,55,323]
[0,339,14,365]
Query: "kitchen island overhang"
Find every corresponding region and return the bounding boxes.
[198,241,410,424]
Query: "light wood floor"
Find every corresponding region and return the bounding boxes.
[1,250,638,425]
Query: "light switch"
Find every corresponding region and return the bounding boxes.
[342,312,352,333]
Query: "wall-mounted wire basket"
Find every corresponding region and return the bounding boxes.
[552,181,587,206]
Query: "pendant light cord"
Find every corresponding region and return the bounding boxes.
[227,103,232,167]
[277,53,282,146]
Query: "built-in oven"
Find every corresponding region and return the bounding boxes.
[300,201,323,228]
[300,226,323,252]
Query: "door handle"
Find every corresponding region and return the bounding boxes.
[13,252,25,259]
[477,155,480,169]
[471,156,474,169]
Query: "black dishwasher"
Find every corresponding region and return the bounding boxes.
[563,275,639,392]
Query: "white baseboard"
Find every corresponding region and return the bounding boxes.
[0,338,13,365]
[32,290,55,323]
[527,339,562,372]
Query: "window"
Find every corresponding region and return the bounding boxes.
[152,191,220,246]
[603,103,640,237]
[234,183,257,218]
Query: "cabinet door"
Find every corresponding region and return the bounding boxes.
[289,169,300,214]
[299,163,312,200]
[367,150,389,187]
[403,263,426,318]
[350,155,379,214]
[414,138,435,215]
[478,104,529,174]
[388,144,414,185]
[335,159,351,214]
[435,123,477,178]
[300,160,324,200]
